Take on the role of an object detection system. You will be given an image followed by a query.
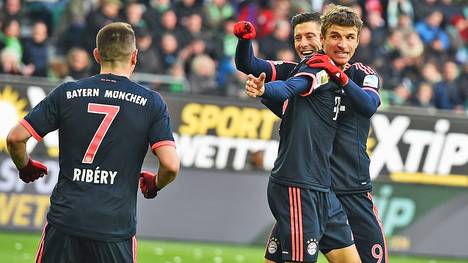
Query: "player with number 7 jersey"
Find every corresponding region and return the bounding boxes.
[6,22,180,262]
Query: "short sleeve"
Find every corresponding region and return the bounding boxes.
[147,92,175,151]
[22,84,64,141]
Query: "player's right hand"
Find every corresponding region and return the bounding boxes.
[18,159,48,183]
[139,171,159,199]
[245,72,266,98]
[233,21,256,40]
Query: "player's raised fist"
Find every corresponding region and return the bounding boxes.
[18,159,48,183]
[307,54,349,86]
[139,171,159,199]
[233,21,256,40]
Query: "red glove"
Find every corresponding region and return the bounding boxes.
[307,54,349,86]
[233,21,256,40]
[139,171,159,199]
[18,159,48,183]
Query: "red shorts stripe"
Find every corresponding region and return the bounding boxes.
[296,188,303,261]
[368,192,388,263]
[35,221,48,263]
[132,235,138,263]
[20,119,42,142]
[289,187,295,260]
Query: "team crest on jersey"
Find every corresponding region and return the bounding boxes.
[272,61,284,65]
[306,239,318,255]
[363,75,379,89]
[315,70,329,88]
[268,238,279,254]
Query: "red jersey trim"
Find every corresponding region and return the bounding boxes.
[151,140,176,150]
[20,119,42,142]
[267,61,277,81]
[294,72,317,97]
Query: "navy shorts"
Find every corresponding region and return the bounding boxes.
[337,192,388,263]
[265,181,353,262]
[319,191,355,253]
[35,223,137,263]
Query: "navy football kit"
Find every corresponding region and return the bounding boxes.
[236,39,387,262]
[249,57,354,262]
[22,73,175,263]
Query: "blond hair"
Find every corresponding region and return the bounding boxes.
[96,22,136,64]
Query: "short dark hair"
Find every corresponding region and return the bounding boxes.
[321,4,363,36]
[291,12,322,30]
[96,22,136,63]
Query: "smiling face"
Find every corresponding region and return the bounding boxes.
[294,21,322,59]
[321,24,359,67]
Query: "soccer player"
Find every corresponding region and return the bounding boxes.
[6,22,180,263]
[235,5,387,263]
[241,15,361,263]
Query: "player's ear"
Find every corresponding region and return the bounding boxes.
[131,49,138,66]
[93,48,101,64]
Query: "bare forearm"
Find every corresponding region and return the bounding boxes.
[156,165,178,190]
[6,140,28,169]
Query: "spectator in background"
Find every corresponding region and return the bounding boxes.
[158,32,179,73]
[411,82,434,108]
[0,0,26,25]
[387,0,414,29]
[153,9,186,49]
[259,19,291,60]
[125,2,147,29]
[143,0,173,30]
[352,26,375,64]
[433,60,464,111]
[81,0,123,53]
[175,0,204,27]
[0,47,22,74]
[22,21,49,77]
[0,19,22,61]
[134,27,162,74]
[413,0,439,22]
[204,0,235,30]
[188,54,218,95]
[416,10,450,51]
[66,47,91,80]
[419,61,443,85]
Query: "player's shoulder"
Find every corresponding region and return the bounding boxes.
[347,62,380,89]
[347,62,378,77]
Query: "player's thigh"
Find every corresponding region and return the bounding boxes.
[35,223,82,263]
[266,181,327,263]
[319,192,355,254]
[83,235,136,263]
[338,192,388,263]
[324,244,361,263]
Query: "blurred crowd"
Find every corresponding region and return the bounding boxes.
[0,0,467,112]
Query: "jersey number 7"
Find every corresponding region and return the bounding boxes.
[82,103,120,164]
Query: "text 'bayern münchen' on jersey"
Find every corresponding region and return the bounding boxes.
[21,73,175,241]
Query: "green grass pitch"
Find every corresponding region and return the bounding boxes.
[0,232,466,263]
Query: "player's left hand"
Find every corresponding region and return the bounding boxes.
[233,21,256,40]
[139,171,159,199]
[307,54,349,86]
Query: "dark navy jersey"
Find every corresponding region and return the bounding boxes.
[331,63,381,194]
[268,60,342,191]
[21,73,175,241]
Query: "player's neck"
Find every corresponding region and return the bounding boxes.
[100,67,132,79]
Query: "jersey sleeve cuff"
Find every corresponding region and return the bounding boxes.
[294,72,316,96]
[151,140,176,151]
[20,119,43,142]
